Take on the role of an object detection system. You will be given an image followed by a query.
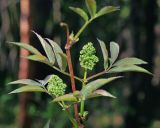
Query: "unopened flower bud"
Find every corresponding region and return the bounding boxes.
[47,75,67,97]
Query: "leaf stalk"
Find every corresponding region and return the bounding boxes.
[74,18,94,41]
[80,68,87,117]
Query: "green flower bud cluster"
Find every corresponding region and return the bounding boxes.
[47,75,67,97]
[79,42,99,70]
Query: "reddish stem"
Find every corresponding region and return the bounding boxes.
[62,23,82,126]
[65,49,76,91]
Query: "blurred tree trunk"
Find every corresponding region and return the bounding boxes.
[18,0,53,127]
[125,0,157,127]
[18,0,31,128]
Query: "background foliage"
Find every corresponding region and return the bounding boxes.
[0,0,160,128]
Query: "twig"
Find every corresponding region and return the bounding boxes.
[86,70,106,81]
[86,66,113,82]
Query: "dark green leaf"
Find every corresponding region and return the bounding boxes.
[46,38,67,71]
[85,0,97,17]
[69,7,88,21]
[110,41,119,64]
[108,65,152,75]
[87,89,116,99]
[96,6,120,18]
[52,93,78,102]
[32,31,55,64]
[9,42,42,55]
[82,76,122,98]
[97,39,108,69]
[114,57,147,66]
[9,85,46,94]
[8,79,42,86]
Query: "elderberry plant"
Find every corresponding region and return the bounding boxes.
[8,0,152,128]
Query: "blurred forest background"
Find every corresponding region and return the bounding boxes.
[0,0,160,128]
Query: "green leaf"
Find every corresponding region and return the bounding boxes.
[32,31,55,64]
[96,6,120,18]
[52,93,78,102]
[108,65,152,75]
[23,55,52,66]
[114,57,147,66]
[9,85,46,94]
[110,41,119,64]
[8,79,42,86]
[23,54,48,62]
[85,0,97,17]
[97,39,108,69]
[46,38,67,71]
[81,76,122,98]
[87,89,116,99]
[44,120,50,128]
[69,7,88,21]
[37,75,52,86]
[9,42,42,55]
